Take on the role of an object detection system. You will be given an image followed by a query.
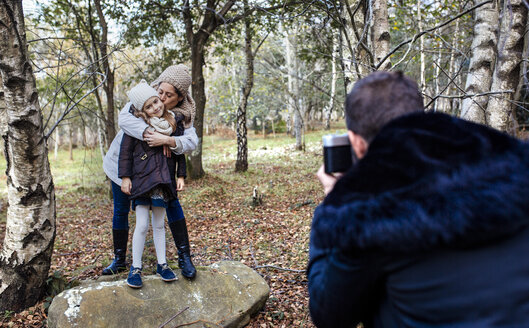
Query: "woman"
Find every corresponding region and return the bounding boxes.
[102,64,198,279]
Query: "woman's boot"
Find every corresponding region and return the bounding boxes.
[169,219,196,279]
[102,229,129,275]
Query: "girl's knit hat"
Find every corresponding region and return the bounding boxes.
[127,80,158,110]
[151,64,195,129]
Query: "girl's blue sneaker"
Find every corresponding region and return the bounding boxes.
[157,263,177,282]
[127,266,142,288]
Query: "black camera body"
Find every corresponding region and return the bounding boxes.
[323,133,354,174]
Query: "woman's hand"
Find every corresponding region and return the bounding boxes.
[121,177,132,195]
[144,130,176,148]
[177,177,185,191]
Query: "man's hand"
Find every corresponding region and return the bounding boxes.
[121,177,132,195]
[317,165,341,196]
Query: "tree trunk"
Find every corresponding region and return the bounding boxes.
[94,0,116,145]
[235,4,254,173]
[434,42,442,112]
[371,0,391,70]
[0,0,56,312]
[68,123,73,160]
[461,0,499,124]
[285,28,303,150]
[340,0,370,86]
[188,38,207,178]
[325,34,338,130]
[487,0,527,133]
[447,18,460,114]
[182,0,236,179]
[418,0,426,94]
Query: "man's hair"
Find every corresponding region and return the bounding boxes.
[345,71,424,143]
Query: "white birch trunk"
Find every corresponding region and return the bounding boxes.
[371,0,391,70]
[418,0,426,94]
[461,0,499,124]
[0,0,56,312]
[434,43,442,112]
[324,35,339,130]
[446,19,460,114]
[286,27,303,149]
[487,0,528,132]
[340,0,369,89]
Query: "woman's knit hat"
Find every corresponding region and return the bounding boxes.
[127,80,158,110]
[151,64,195,128]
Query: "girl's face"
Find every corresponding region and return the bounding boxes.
[157,82,184,110]
[143,96,165,118]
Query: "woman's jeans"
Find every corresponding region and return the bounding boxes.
[111,181,185,230]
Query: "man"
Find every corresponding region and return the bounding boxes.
[308,71,529,327]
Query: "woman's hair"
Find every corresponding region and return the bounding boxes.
[132,98,177,132]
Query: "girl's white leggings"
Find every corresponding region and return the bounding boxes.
[131,205,166,268]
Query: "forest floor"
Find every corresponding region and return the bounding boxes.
[0,124,346,328]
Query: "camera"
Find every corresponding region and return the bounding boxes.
[323,133,354,174]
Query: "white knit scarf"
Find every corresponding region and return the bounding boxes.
[148,114,174,135]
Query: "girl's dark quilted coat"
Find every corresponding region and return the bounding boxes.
[118,115,186,200]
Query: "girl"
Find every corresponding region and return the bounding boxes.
[119,80,186,288]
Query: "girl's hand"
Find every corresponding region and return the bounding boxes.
[177,177,185,191]
[163,145,171,158]
[121,177,132,195]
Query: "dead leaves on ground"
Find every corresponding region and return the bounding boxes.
[0,152,322,328]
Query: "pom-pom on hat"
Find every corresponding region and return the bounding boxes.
[127,79,159,110]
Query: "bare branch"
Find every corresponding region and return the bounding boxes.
[376,0,493,70]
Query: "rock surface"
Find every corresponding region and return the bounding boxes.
[48,261,269,328]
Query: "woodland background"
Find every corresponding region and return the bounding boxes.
[0,0,527,327]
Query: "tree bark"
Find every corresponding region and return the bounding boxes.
[235,2,254,172]
[324,34,338,130]
[446,18,460,114]
[94,0,116,145]
[0,0,56,312]
[418,0,426,94]
[371,0,391,70]
[340,0,370,86]
[182,0,236,179]
[285,28,303,150]
[461,0,499,124]
[487,0,527,133]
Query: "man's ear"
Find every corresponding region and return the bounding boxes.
[347,130,368,159]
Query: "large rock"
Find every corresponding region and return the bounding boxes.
[48,261,269,328]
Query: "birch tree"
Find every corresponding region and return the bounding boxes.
[461,0,499,124]
[235,1,254,172]
[372,0,391,70]
[487,0,528,132]
[285,28,303,150]
[0,0,56,312]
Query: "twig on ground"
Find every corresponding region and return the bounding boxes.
[249,244,258,268]
[253,265,306,273]
[159,307,189,328]
[90,254,101,264]
[173,319,223,328]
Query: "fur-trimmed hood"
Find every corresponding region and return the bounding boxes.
[311,112,529,253]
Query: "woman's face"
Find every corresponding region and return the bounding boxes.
[157,82,183,110]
